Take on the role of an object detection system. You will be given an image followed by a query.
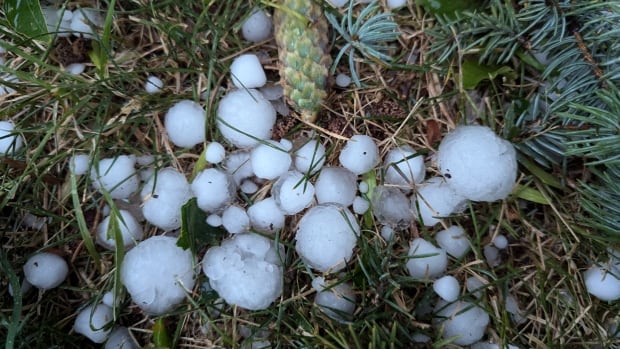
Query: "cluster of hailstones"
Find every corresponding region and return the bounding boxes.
[6,6,620,349]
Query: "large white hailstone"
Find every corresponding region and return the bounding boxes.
[314,167,357,206]
[90,155,139,199]
[383,145,425,188]
[217,89,276,148]
[223,150,253,185]
[73,304,113,343]
[144,75,163,94]
[230,54,267,89]
[433,275,460,302]
[105,326,139,349]
[164,100,206,148]
[141,167,193,231]
[251,140,292,180]
[70,154,90,175]
[584,265,620,301]
[387,0,407,9]
[23,252,69,290]
[295,204,360,272]
[240,179,259,194]
[192,168,235,213]
[247,197,285,234]
[121,236,196,315]
[202,233,284,310]
[371,185,413,229]
[205,142,226,164]
[96,210,144,250]
[0,121,24,155]
[339,135,379,175]
[433,300,490,346]
[241,8,273,43]
[294,139,326,175]
[271,171,315,214]
[352,196,370,215]
[312,277,356,323]
[437,125,517,202]
[406,238,447,279]
[435,226,470,259]
[412,177,468,227]
[222,205,250,234]
[70,8,103,38]
[42,7,72,35]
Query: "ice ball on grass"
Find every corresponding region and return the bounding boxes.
[121,236,196,315]
[412,177,468,227]
[217,89,276,148]
[96,210,143,250]
[105,326,138,349]
[202,233,284,310]
[144,75,163,94]
[70,8,103,38]
[23,252,69,290]
[406,238,447,279]
[312,277,356,323]
[205,142,226,164]
[224,150,253,185]
[387,0,407,8]
[271,171,315,215]
[437,125,517,202]
[294,139,326,175]
[432,300,490,346]
[371,185,412,229]
[65,63,86,75]
[433,275,460,302]
[70,153,90,175]
[435,226,470,259]
[483,245,501,267]
[466,277,486,298]
[352,196,370,215]
[90,155,139,199]
[192,168,235,213]
[230,54,267,89]
[315,167,357,206]
[295,204,360,272]
[222,205,250,234]
[141,167,193,231]
[247,197,285,234]
[492,234,509,249]
[339,135,379,175]
[251,140,292,180]
[241,8,273,43]
[335,73,351,87]
[0,121,24,155]
[584,265,620,301]
[383,145,425,188]
[74,303,113,343]
[165,100,206,148]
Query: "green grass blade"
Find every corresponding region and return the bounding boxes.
[69,170,101,272]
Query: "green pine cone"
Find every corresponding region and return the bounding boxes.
[274,0,331,123]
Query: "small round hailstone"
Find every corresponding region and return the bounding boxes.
[358,181,369,193]
[483,245,501,267]
[327,0,348,7]
[315,167,357,206]
[23,252,69,290]
[222,205,250,234]
[505,294,525,324]
[380,225,395,240]
[206,214,222,227]
[105,326,139,349]
[164,100,206,148]
[205,142,226,164]
[0,121,24,155]
[65,63,86,75]
[96,210,144,250]
[121,236,196,315]
[202,233,284,310]
[339,135,379,175]
[371,185,413,229]
[74,304,113,343]
[493,234,509,249]
[387,0,407,9]
[412,177,468,227]
[247,197,285,234]
[217,89,276,148]
[70,8,103,38]
[251,140,292,180]
[240,179,259,194]
[294,139,326,175]
[433,275,460,302]
[70,154,90,175]
[584,265,620,301]
[102,291,120,308]
[432,300,490,346]
[192,168,235,213]
[335,73,351,87]
[271,171,315,215]
[141,167,193,231]
[90,155,139,199]
[230,54,267,89]
[437,125,517,202]
[383,145,425,188]
[435,226,470,259]
[224,150,253,185]
[241,8,273,43]
[296,204,360,272]
[466,277,486,298]
[144,75,163,94]
[313,277,356,323]
[406,238,447,279]
[352,196,370,215]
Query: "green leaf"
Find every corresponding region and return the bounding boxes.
[461,59,515,89]
[416,0,481,17]
[177,198,225,254]
[518,156,564,190]
[4,0,48,40]
[513,185,550,205]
